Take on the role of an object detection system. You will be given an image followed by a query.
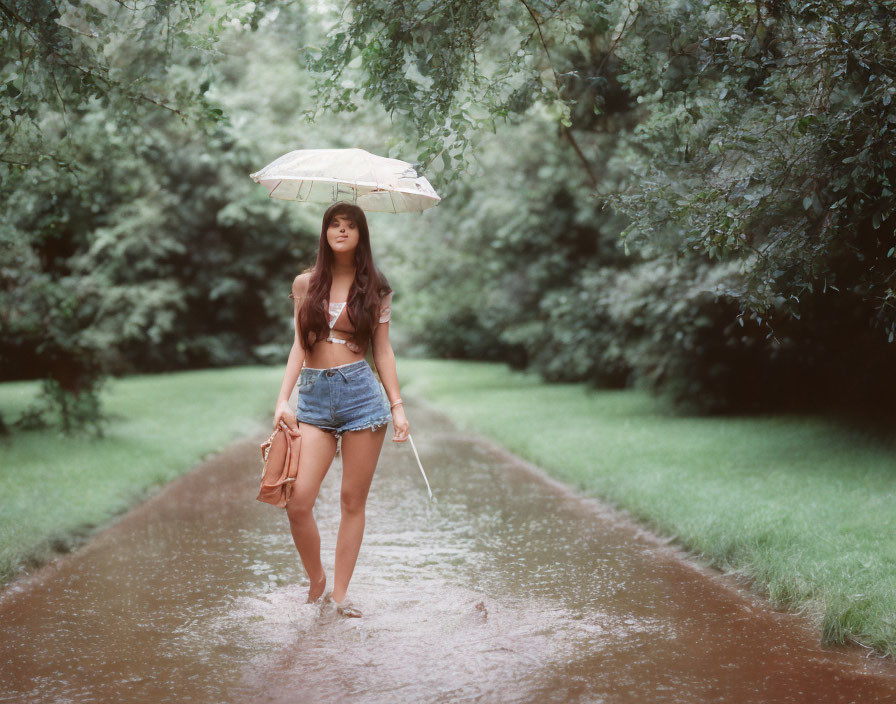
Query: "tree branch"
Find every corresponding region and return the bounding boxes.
[517,0,598,188]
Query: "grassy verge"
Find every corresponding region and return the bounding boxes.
[397,358,896,659]
[0,365,282,588]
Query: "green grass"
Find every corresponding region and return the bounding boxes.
[0,365,283,586]
[397,358,896,659]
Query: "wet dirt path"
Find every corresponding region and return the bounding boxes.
[2,397,895,703]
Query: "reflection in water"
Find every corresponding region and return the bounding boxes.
[1,400,895,703]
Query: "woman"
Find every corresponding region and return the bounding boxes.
[272,201,410,618]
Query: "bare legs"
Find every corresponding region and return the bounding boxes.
[286,423,337,603]
[284,422,387,605]
[332,424,388,603]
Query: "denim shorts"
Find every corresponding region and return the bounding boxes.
[295,360,392,439]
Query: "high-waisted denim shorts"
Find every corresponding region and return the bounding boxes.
[295,360,392,439]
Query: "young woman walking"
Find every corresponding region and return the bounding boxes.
[272,201,410,618]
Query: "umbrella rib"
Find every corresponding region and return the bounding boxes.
[269,179,283,198]
[259,175,438,200]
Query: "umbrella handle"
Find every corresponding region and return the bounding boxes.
[407,433,433,500]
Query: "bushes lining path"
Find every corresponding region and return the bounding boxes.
[398,358,896,659]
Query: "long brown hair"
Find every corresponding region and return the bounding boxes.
[297,201,392,352]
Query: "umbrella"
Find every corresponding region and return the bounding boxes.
[249,147,441,213]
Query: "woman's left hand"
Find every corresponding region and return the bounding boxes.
[391,405,410,442]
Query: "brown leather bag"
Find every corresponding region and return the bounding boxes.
[257,421,302,508]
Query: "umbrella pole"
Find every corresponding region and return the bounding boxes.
[407,433,433,500]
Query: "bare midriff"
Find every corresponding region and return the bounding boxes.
[304,331,366,369]
[298,284,375,369]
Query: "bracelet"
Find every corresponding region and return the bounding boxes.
[390,398,403,409]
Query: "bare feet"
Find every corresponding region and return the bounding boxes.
[306,573,327,603]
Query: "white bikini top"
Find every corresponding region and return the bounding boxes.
[327,293,392,329]
[321,293,393,353]
[327,301,348,329]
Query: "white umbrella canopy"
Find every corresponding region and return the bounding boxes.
[249,147,441,213]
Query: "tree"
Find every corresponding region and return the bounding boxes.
[0,0,265,433]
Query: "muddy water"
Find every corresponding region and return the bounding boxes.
[2,397,895,703]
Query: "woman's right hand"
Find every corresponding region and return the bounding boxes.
[391,404,410,442]
[273,400,298,432]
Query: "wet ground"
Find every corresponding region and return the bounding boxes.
[2,397,896,703]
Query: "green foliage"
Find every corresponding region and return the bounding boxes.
[5,0,896,428]
[302,0,606,180]
[605,0,896,341]
[392,107,638,377]
[1,112,315,371]
[360,0,896,412]
[0,0,266,173]
[35,376,107,436]
[0,1,314,433]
